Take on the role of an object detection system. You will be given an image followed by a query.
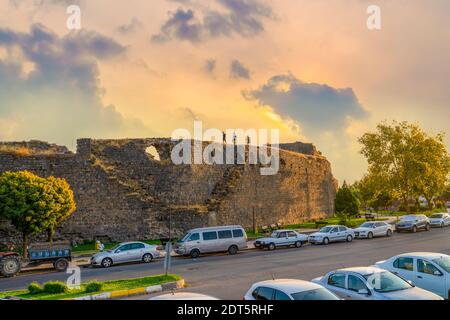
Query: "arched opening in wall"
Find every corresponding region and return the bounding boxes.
[145,146,161,161]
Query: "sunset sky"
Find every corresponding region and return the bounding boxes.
[0,0,449,182]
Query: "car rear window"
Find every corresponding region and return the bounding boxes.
[255,287,273,300]
[232,229,244,238]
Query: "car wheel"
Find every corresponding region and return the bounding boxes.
[228,245,238,255]
[268,243,276,251]
[101,258,113,268]
[386,229,393,237]
[346,235,353,242]
[190,249,200,259]
[425,224,431,231]
[54,258,69,272]
[295,241,303,248]
[322,237,329,245]
[367,232,373,239]
[412,226,417,233]
[142,253,153,263]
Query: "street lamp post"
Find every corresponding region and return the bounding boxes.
[253,170,258,234]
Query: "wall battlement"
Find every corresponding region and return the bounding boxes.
[0,138,337,245]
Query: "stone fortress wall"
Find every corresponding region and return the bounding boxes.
[0,139,337,245]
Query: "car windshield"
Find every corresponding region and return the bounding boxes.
[364,272,412,293]
[319,227,333,233]
[109,244,121,251]
[430,214,443,219]
[401,216,417,221]
[360,222,375,228]
[433,257,450,273]
[178,233,190,243]
[291,288,339,300]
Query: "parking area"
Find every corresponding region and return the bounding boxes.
[1,226,449,299]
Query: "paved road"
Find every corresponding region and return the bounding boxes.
[1,228,449,299]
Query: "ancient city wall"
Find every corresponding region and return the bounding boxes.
[0,139,337,246]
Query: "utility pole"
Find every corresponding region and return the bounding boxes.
[253,173,258,234]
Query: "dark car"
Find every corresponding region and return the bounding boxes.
[395,215,430,233]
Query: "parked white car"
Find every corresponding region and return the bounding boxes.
[308,225,355,245]
[312,267,443,300]
[90,242,160,268]
[429,213,450,228]
[375,252,450,299]
[254,230,308,250]
[150,293,219,300]
[353,221,393,239]
[244,279,340,300]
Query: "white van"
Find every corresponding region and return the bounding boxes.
[174,226,248,258]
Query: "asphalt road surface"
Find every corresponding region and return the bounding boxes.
[1,228,449,299]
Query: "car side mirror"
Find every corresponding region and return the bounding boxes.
[115,249,121,253]
[434,271,442,276]
[358,289,370,295]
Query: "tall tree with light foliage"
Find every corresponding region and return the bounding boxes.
[359,121,450,212]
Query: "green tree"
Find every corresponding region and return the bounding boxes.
[359,121,449,212]
[353,173,394,212]
[0,171,76,257]
[412,133,450,209]
[45,176,76,243]
[335,181,360,217]
[439,185,450,200]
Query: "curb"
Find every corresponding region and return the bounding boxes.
[71,279,185,300]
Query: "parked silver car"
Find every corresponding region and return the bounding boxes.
[254,230,308,250]
[244,279,340,300]
[90,242,160,268]
[312,267,443,300]
[308,225,355,245]
[429,213,450,228]
[174,226,248,258]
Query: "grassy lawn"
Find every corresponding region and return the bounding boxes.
[0,274,181,300]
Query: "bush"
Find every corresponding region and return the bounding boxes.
[85,281,103,293]
[43,281,69,294]
[345,221,359,228]
[28,282,43,295]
